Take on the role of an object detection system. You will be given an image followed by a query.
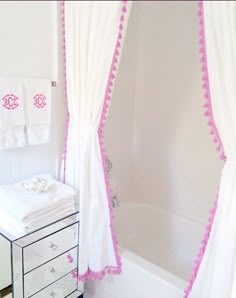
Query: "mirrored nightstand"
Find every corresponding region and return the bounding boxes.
[0,211,83,298]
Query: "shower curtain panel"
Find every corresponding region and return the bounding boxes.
[186,1,236,297]
[61,1,131,281]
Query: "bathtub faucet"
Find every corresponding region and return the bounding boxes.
[105,158,119,208]
[111,195,119,208]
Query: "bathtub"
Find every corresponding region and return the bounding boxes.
[85,202,205,298]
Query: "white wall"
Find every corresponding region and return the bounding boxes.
[105,1,223,225]
[0,1,65,184]
[104,2,139,202]
[0,1,65,289]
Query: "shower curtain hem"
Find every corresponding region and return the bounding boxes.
[70,266,121,283]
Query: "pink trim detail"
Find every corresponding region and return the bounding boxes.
[33,94,46,109]
[198,1,225,161]
[96,0,128,279]
[60,1,70,184]
[2,94,19,110]
[184,2,226,296]
[184,195,218,297]
[66,0,128,283]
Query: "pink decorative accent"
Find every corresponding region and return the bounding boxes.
[184,1,226,296]
[122,5,127,13]
[184,196,218,297]
[93,2,128,280]
[65,0,128,283]
[2,94,19,110]
[61,0,127,282]
[33,94,46,109]
[67,254,73,263]
[197,1,225,160]
[61,1,70,184]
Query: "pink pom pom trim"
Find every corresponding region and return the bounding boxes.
[63,0,128,282]
[184,1,226,297]
[184,195,218,297]
[60,1,70,184]
[197,1,225,160]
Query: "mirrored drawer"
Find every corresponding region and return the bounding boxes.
[30,272,78,298]
[24,247,77,298]
[23,223,78,273]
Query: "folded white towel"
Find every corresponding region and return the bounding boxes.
[24,79,51,145]
[0,205,76,238]
[0,78,26,149]
[24,198,75,225]
[26,202,75,227]
[0,209,25,237]
[0,174,76,223]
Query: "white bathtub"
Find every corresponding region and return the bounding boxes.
[85,202,205,298]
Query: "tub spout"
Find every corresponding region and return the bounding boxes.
[111,195,119,208]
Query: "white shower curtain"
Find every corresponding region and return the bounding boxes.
[188,1,236,297]
[61,1,131,280]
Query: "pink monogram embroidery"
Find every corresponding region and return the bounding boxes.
[2,94,19,110]
[33,94,46,109]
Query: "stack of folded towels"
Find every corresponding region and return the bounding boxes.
[0,174,76,237]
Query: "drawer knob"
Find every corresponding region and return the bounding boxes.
[49,242,58,251]
[50,291,56,297]
[50,268,56,273]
